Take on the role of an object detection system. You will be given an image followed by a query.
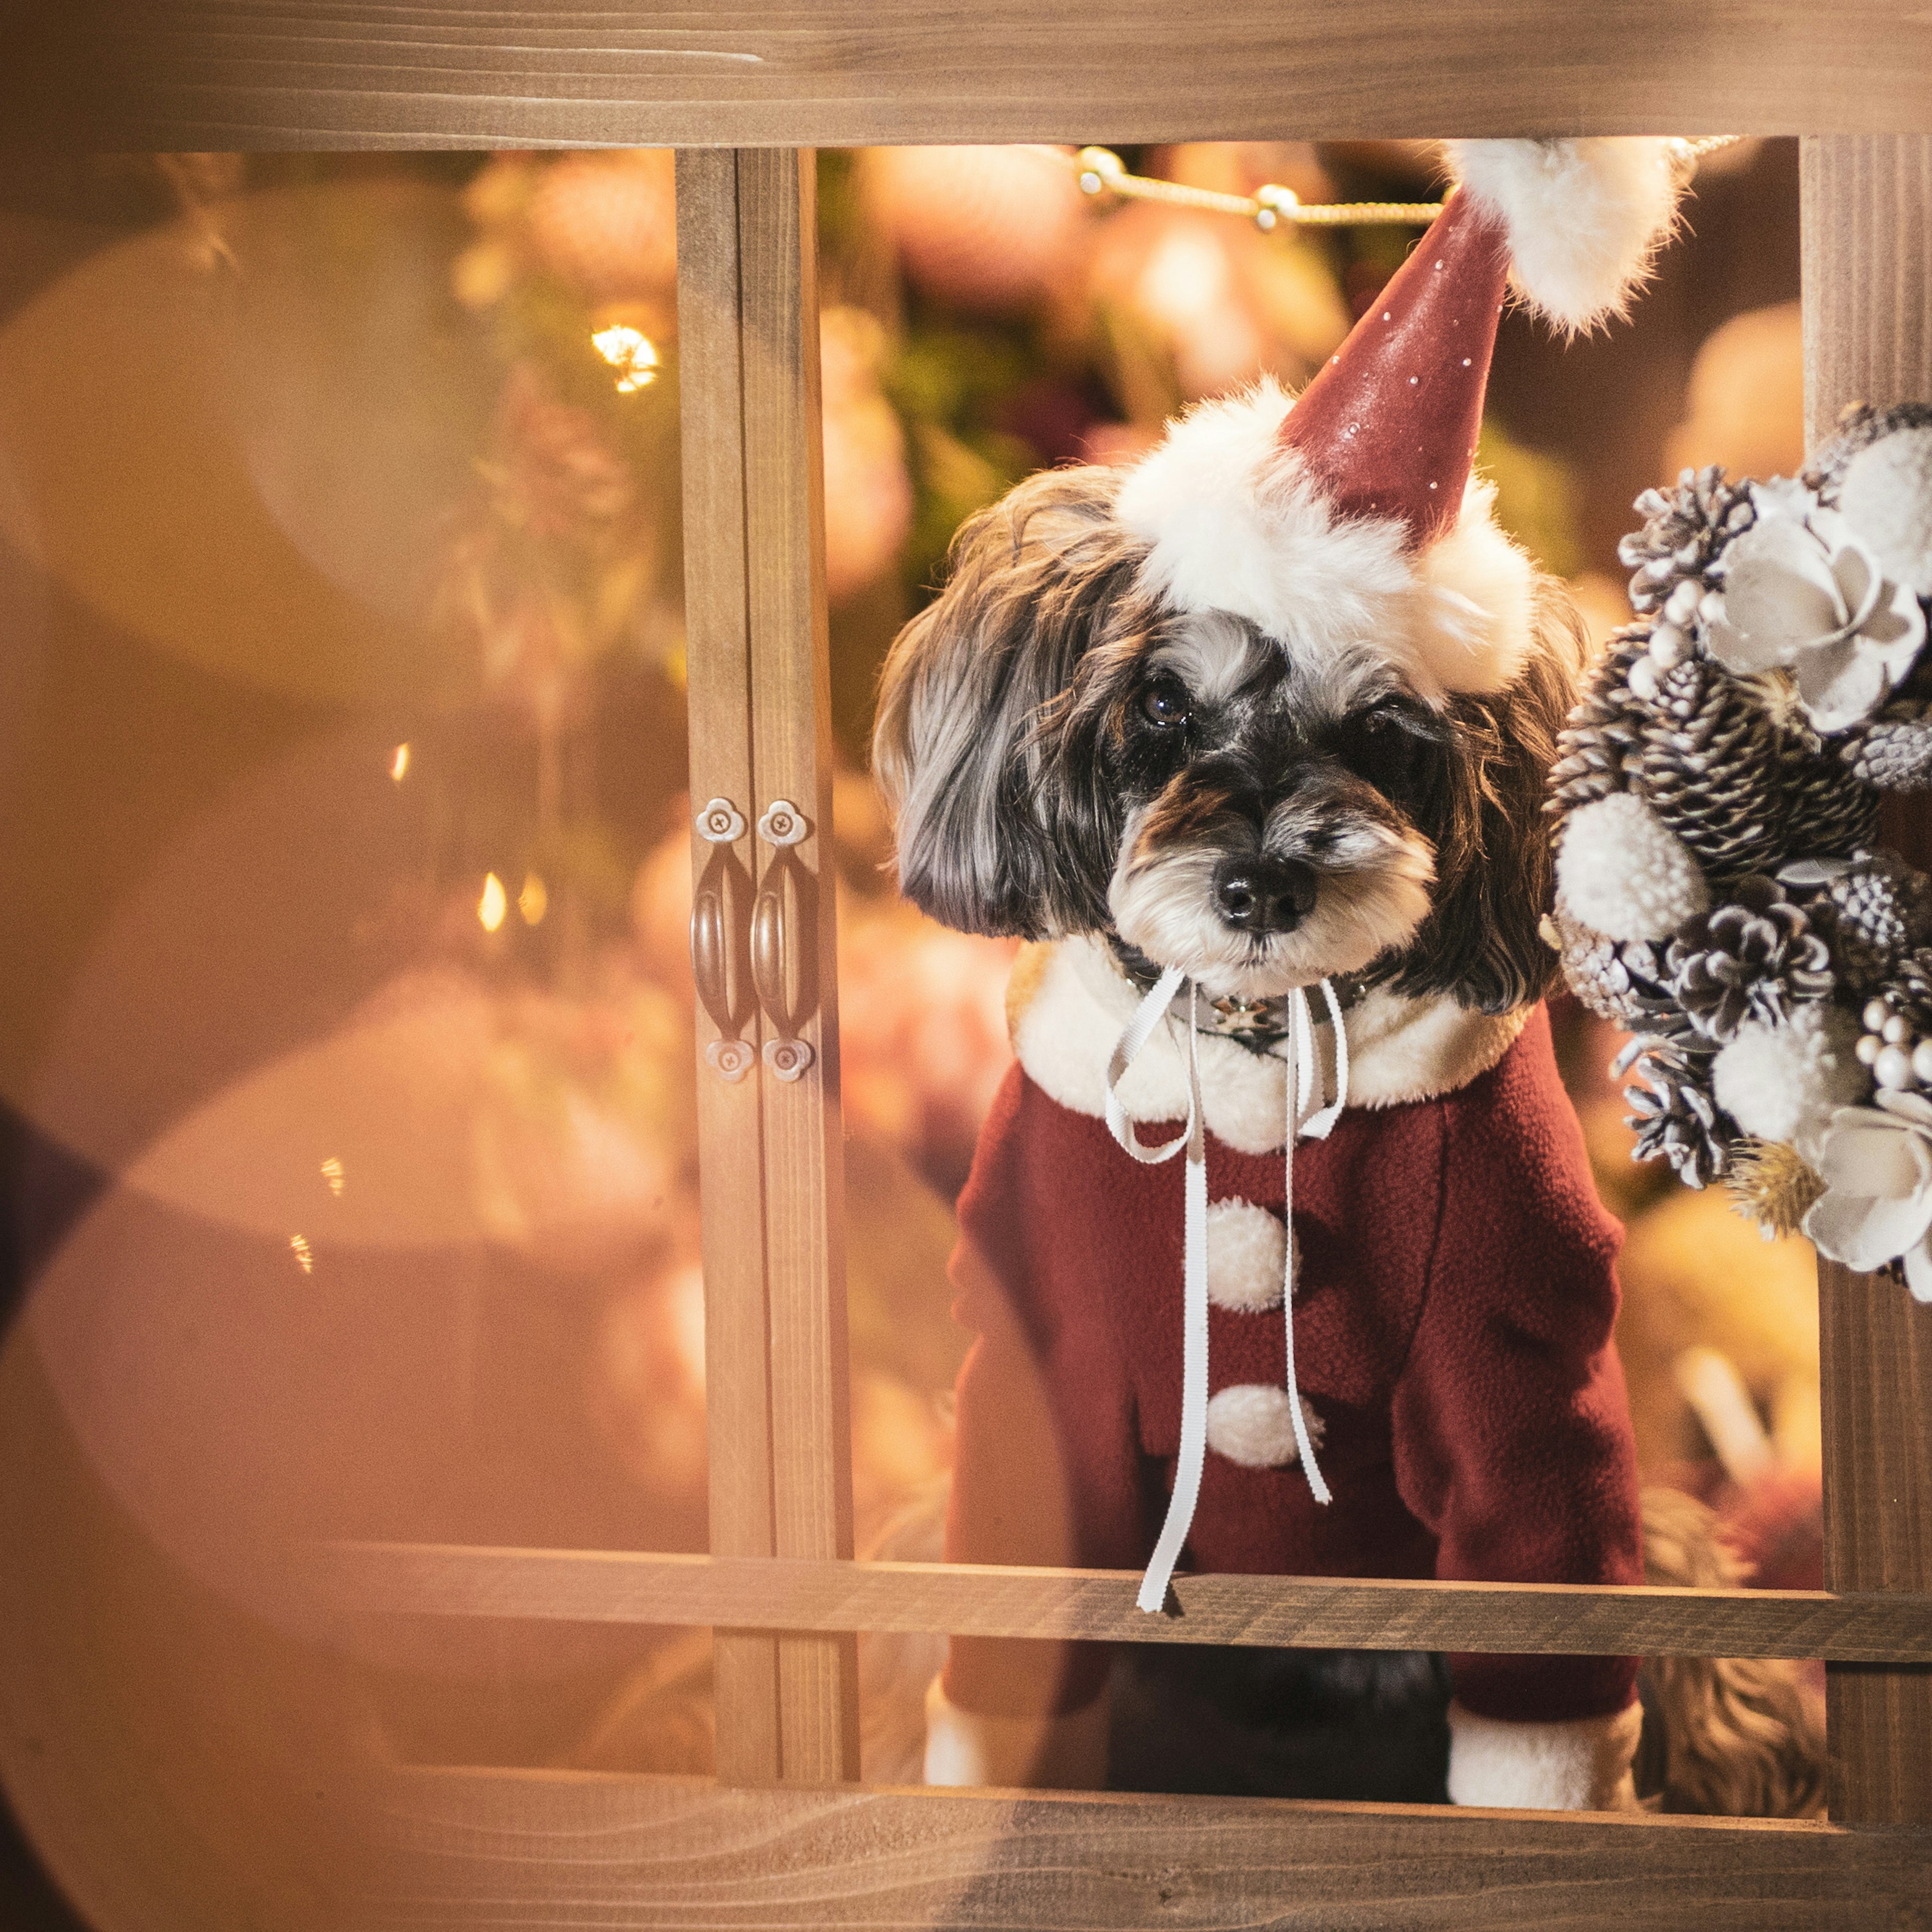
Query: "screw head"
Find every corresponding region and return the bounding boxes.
[695,797,747,844]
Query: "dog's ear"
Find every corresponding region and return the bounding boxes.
[1385,582,1587,1014]
[872,467,1145,939]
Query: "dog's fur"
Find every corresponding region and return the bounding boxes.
[873,461,1588,1015]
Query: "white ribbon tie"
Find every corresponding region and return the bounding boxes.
[1105,971,1345,1614]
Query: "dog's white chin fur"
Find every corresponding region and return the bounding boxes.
[1108,826,1436,1001]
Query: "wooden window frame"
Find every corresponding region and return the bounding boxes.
[34,6,1932,1921]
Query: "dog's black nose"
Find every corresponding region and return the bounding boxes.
[1214,856,1319,934]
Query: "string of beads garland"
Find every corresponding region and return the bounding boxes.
[1545,403,1932,1296]
[1025,138,1743,232]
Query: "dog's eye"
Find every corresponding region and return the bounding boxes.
[1140,679,1191,729]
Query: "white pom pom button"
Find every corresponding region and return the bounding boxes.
[1205,1199,1293,1312]
[1205,1385,1326,1469]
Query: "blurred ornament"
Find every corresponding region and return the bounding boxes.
[820,307,914,603]
[527,150,679,304]
[1086,200,1351,407]
[1664,303,1805,487]
[592,324,661,394]
[860,146,1091,311]
[589,1260,709,1499]
[470,978,691,1274]
[838,894,1017,1195]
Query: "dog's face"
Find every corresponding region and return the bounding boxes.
[1090,609,1439,1000]
[873,465,1583,1015]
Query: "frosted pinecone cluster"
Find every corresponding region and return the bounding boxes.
[1620,464,1755,618]
[1616,1027,1726,1189]
[1548,411,1932,1238]
[1664,877,1833,1040]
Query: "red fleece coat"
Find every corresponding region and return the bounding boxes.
[941,1003,1642,1727]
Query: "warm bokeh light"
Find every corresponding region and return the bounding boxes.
[320,1156,345,1197]
[288,1232,313,1274]
[478,871,508,932]
[518,872,548,926]
[591,325,660,394]
[389,742,411,781]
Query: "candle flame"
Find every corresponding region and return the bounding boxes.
[478,872,508,932]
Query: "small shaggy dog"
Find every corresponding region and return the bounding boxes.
[869,139,1726,1811]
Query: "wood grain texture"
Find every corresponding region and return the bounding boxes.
[1802,146,1932,1827]
[1800,137,1932,450]
[8,2,1932,149]
[675,147,782,1787]
[303,1544,1932,1662]
[736,146,860,1785]
[356,1766,1932,1930]
[1817,1260,1932,1824]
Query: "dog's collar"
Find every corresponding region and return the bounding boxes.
[1009,935,1533,1152]
[1104,935,1364,1058]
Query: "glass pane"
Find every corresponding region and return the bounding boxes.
[0,152,704,1913]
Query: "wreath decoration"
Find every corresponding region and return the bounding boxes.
[1544,404,1932,1294]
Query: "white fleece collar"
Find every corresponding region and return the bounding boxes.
[1008,936,1530,1155]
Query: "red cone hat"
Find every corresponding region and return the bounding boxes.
[1276,188,1510,548]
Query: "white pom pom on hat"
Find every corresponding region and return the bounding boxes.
[1555,792,1710,941]
[1714,1006,1869,1161]
[1443,137,1685,337]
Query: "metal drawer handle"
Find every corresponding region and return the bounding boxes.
[751,798,815,1081]
[690,798,755,1082]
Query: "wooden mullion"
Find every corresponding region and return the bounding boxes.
[307,1544,1932,1662]
[675,146,782,1786]
[736,145,861,1785]
[1801,136,1932,1827]
[364,1767,1932,1928]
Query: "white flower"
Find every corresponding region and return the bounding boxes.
[1804,1091,1932,1301]
[1704,490,1925,733]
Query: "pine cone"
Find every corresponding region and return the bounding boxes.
[1544,904,1671,1024]
[1776,728,1882,858]
[1825,851,1932,985]
[1629,655,1785,878]
[1806,401,1932,506]
[1665,876,1834,1041]
[1843,700,1932,791]
[1619,465,1756,617]
[1619,1032,1727,1188]
[1547,630,1655,816]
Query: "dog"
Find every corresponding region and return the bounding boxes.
[869,140,1714,1812]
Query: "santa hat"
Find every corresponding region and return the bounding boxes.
[1115,138,1688,697]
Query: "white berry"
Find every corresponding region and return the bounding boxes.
[1858,1033,1882,1065]
[1885,1016,1912,1044]
[1877,1044,1914,1089]
[1866,999,1892,1032]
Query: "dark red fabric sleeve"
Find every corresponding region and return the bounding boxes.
[1389,1018,1644,1723]
[940,1066,1145,1718]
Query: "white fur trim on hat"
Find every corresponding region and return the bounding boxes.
[1444,138,1686,337]
[1113,380,1538,698]
[1205,1198,1291,1312]
[922,1674,1109,1790]
[1008,936,1530,1153]
[1445,1699,1644,1810]
[1204,1383,1324,1469]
